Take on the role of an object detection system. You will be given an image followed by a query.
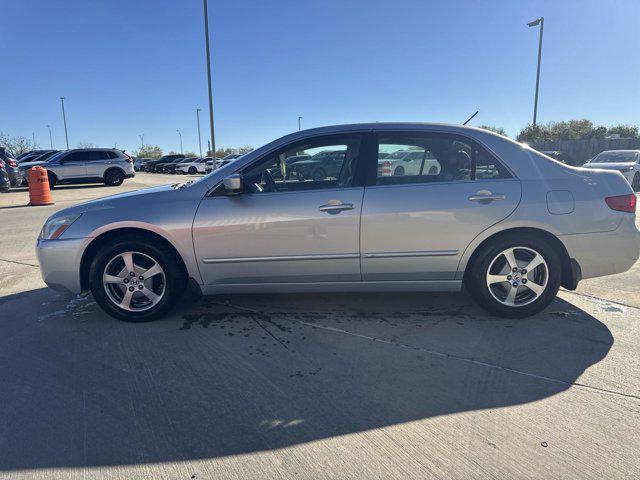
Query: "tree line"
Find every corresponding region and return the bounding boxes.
[478,120,639,143]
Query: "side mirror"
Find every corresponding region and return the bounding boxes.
[223,174,243,193]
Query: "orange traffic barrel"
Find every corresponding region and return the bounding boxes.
[28,166,54,206]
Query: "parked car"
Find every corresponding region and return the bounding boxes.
[29,150,61,164]
[0,147,22,186]
[164,157,198,174]
[36,123,640,322]
[377,150,441,177]
[582,150,640,191]
[288,150,346,181]
[17,149,58,164]
[176,157,211,175]
[134,157,153,172]
[147,154,185,173]
[0,158,10,192]
[540,150,578,166]
[20,148,134,188]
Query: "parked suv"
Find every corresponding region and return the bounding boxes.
[20,148,135,188]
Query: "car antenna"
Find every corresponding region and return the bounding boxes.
[463,110,479,126]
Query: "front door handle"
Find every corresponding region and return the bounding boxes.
[319,201,354,214]
[468,191,506,203]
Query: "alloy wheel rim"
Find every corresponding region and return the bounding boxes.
[486,246,548,307]
[103,251,166,311]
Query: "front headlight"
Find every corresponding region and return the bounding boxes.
[40,214,82,240]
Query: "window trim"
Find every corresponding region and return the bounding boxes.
[366,131,514,187]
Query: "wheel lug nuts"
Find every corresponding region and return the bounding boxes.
[522,279,527,284]
[512,267,518,272]
[129,272,135,276]
[512,282,518,287]
[521,269,527,274]
[128,286,134,292]
[123,278,129,284]
[507,275,512,280]
[138,285,144,290]
[139,276,144,280]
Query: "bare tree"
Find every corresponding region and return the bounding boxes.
[0,132,38,156]
[77,142,97,149]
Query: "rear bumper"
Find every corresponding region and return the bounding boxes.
[559,215,640,280]
[36,237,86,293]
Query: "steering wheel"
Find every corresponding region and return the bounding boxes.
[261,169,278,192]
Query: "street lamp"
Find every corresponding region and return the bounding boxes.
[60,97,69,149]
[196,108,203,157]
[202,0,216,160]
[32,132,36,147]
[527,17,544,126]
[298,116,303,131]
[176,129,183,154]
[46,125,53,149]
[139,134,144,149]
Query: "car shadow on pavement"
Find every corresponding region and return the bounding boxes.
[0,288,613,471]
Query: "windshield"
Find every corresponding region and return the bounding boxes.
[592,151,638,163]
[43,151,67,164]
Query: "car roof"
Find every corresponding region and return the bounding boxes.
[599,150,640,154]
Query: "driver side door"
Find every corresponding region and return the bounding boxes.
[193,133,366,286]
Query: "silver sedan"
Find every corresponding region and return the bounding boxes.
[36,123,640,321]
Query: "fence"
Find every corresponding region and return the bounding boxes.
[529,138,640,164]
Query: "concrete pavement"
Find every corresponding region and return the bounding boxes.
[0,175,639,479]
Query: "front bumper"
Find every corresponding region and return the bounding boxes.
[559,215,640,280]
[36,237,86,293]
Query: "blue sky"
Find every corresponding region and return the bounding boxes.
[2,0,639,154]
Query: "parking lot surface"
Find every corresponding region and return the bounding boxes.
[1,174,639,479]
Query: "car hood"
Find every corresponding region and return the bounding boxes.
[583,162,635,170]
[19,161,47,169]
[65,184,177,214]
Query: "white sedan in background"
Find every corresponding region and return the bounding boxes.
[175,157,211,175]
[582,150,640,191]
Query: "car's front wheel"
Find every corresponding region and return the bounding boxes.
[188,166,197,175]
[466,235,561,318]
[89,238,186,321]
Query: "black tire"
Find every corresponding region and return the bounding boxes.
[47,172,57,189]
[394,166,405,176]
[188,166,197,175]
[89,236,187,322]
[632,173,640,192]
[104,169,125,186]
[465,234,561,318]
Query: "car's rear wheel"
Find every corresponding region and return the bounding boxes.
[632,173,640,192]
[394,166,405,176]
[466,235,561,318]
[188,166,197,175]
[104,169,125,186]
[312,169,326,181]
[89,238,186,322]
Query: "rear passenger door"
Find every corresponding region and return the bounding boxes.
[85,150,114,178]
[360,131,522,281]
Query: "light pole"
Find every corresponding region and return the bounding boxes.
[139,134,144,149]
[60,97,69,149]
[202,0,216,160]
[46,125,53,149]
[32,132,36,147]
[196,108,203,157]
[176,129,183,154]
[298,116,303,131]
[527,17,544,126]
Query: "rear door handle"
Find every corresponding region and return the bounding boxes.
[468,191,506,202]
[319,202,354,213]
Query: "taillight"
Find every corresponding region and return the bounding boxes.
[125,155,133,164]
[605,194,637,213]
[380,161,391,176]
[0,160,4,169]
